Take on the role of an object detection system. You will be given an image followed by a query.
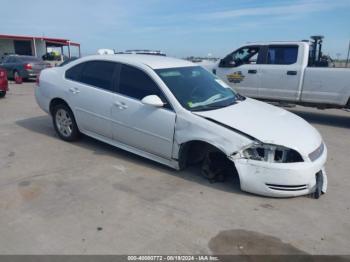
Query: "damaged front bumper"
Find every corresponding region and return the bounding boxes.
[231,145,327,198]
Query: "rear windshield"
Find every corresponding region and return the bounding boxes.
[19,56,42,62]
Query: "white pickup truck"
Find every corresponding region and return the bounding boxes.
[206,38,350,109]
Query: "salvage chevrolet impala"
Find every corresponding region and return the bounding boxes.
[35,54,327,198]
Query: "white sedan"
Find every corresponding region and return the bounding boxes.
[35,54,327,198]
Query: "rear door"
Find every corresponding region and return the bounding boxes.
[215,46,263,98]
[65,60,119,138]
[111,64,176,159]
[258,45,301,101]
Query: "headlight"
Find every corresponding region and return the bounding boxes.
[242,144,303,163]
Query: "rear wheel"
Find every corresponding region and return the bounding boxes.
[0,91,6,98]
[52,103,80,141]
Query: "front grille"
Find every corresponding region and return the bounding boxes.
[309,143,324,162]
[266,183,308,191]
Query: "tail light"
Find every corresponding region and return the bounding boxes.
[24,63,32,70]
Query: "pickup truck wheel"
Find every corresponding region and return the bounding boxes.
[52,104,80,142]
[0,91,6,98]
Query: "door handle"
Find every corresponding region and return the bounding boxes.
[248,69,257,74]
[69,87,80,94]
[287,71,297,75]
[113,101,128,109]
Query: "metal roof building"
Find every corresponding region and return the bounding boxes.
[0,34,81,60]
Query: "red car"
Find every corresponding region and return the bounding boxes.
[0,67,9,98]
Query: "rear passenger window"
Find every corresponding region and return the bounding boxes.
[80,61,116,91]
[119,64,171,108]
[65,63,84,82]
[267,46,298,65]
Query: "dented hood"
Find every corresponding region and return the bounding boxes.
[194,98,322,155]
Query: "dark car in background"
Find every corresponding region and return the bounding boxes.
[0,55,50,81]
[0,67,9,98]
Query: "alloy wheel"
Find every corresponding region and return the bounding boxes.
[55,108,73,137]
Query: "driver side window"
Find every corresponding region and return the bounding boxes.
[118,64,172,110]
[220,46,261,68]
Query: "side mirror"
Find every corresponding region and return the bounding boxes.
[218,59,226,67]
[141,95,164,107]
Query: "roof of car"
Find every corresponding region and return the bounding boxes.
[82,54,195,69]
[245,41,308,46]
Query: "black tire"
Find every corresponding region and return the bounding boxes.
[52,103,80,142]
[201,151,229,183]
[0,91,6,98]
[313,172,323,199]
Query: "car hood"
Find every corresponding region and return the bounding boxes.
[194,98,322,156]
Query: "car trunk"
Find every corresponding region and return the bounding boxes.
[32,62,49,71]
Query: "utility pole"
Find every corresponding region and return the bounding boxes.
[346,40,350,68]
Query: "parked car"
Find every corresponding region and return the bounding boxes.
[0,55,50,81]
[205,36,350,109]
[0,67,8,98]
[35,55,327,198]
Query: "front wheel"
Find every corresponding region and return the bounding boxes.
[0,91,6,98]
[52,103,80,141]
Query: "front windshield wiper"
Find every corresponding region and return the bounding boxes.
[235,93,246,101]
[190,100,237,111]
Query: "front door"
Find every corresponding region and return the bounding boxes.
[216,46,263,98]
[0,56,16,78]
[111,64,176,159]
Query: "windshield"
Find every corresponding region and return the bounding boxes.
[156,66,238,111]
[20,56,42,63]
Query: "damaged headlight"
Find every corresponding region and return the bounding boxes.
[243,144,303,163]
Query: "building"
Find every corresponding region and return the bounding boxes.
[0,34,80,60]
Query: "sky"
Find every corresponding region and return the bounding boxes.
[1,0,350,58]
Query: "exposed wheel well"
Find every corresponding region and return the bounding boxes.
[49,98,69,116]
[178,140,240,184]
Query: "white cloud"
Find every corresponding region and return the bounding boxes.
[195,0,350,20]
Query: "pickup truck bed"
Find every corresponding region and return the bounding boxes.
[302,67,350,107]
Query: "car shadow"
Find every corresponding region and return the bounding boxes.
[290,109,350,129]
[16,115,247,196]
